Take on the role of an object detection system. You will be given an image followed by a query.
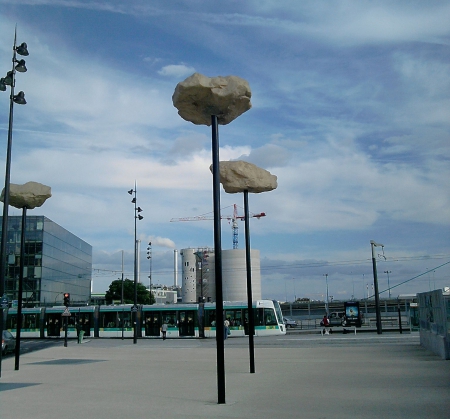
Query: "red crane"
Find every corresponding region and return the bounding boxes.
[170,204,266,249]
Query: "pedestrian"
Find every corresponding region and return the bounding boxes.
[76,321,83,344]
[161,321,168,340]
[321,314,330,335]
[224,318,230,340]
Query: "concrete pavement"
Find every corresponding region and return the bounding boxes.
[1,333,449,419]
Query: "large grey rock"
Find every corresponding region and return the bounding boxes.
[172,73,252,125]
[210,161,277,193]
[1,181,52,209]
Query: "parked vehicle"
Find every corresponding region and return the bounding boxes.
[283,317,297,328]
[327,312,346,326]
[2,330,16,355]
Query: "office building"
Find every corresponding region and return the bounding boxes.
[0,215,92,306]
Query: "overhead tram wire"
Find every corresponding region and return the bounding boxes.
[362,260,450,300]
[91,254,450,278]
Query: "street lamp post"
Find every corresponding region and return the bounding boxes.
[147,242,152,303]
[370,240,383,335]
[384,270,392,298]
[128,184,143,344]
[323,274,329,315]
[0,27,29,377]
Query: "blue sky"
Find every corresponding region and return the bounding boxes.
[0,0,449,302]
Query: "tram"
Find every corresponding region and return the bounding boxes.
[4,307,44,338]
[4,299,286,339]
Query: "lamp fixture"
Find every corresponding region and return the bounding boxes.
[14,59,27,73]
[13,91,26,105]
[15,42,29,56]
[3,71,13,86]
[128,189,134,195]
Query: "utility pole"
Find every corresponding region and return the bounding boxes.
[370,240,383,334]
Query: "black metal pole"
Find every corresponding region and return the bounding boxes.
[398,304,403,334]
[0,30,18,378]
[122,307,124,340]
[370,242,382,334]
[121,250,124,305]
[14,206,26,370]
[133,186,137,344]
[64,316,68,347]
[243,190,255,373]
[211,115,225,404]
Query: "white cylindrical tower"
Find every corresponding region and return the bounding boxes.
[180,248,197,303]
[222,249,261,301]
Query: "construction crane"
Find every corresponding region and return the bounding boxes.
[170,204,266,249]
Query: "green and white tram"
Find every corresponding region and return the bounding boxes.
[4,299,285,339]
[5,307,44,338]
[204,299,286,338]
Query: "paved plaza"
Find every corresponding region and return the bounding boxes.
[1,333,449,419]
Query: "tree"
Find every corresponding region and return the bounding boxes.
[105,279,154,305]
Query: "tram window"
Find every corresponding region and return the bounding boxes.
[206,310,216,326]
[264,308,277,325]
[225,310,242,326]
[24,314,38,329]
[101,312,119,328]
[6,314,17,330]
[119,312,131,328]
[225,310,234,325]
[162,311,176,327]
[257,308,264,325]
[234,311,242,326]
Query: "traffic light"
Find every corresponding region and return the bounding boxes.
[63,293,70,307]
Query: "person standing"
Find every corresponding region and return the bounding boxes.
[161,321,168,340]
[224,318,230,340]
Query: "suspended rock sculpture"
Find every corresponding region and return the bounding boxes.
[172,73,252,125]
[210,160,277,193]
[1,181,52,209]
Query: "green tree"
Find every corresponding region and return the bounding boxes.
[105,279,154,305]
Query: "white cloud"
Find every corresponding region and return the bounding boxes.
[158,64,196,78]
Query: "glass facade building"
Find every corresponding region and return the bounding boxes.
[0,215,92,307]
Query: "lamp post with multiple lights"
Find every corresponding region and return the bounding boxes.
[0,28,29,377]
[147,242,152,303]
[128,184,143,344]
[323,273,329,315]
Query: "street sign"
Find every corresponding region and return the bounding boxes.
[1,294,8,308]
[61,308,71,317]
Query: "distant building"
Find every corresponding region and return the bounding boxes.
[150,285,179,304]
[180,247,261,303]
[0,215,92,307]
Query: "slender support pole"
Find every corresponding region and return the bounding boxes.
[243,190,255,373]
[133,184,137,344]
[121,250,124,305]
[14,206,26,370]
[0,30,18,378]
[211,115,225,404]
[121,250,124,340]
[397,304,403,334]
[64,316,68,347]
[370,241,382,335]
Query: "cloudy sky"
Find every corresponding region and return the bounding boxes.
[1,0,449,302]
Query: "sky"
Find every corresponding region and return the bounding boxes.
[0,0,449,303]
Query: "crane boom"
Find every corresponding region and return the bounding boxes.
[170,204,266,249]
